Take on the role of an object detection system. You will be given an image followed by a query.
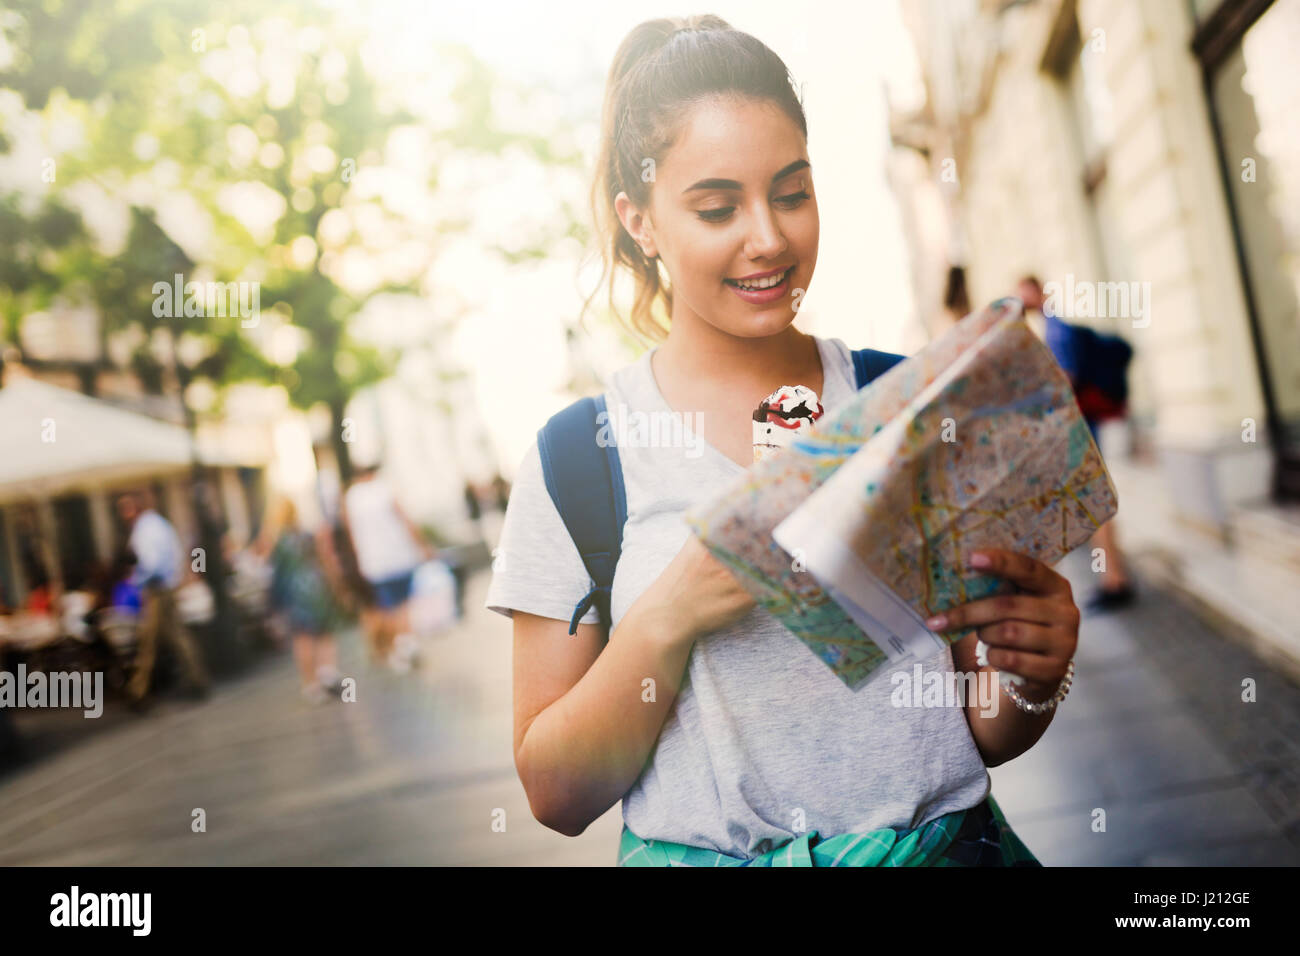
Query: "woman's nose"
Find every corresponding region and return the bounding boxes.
[743,204,788,260]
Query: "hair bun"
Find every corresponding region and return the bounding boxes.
[670,14,731,37]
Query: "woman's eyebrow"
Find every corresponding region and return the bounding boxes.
[681,159,810,194]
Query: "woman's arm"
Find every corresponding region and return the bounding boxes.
[512,599,694,837]
[266,536,288,612]
[929,549,1080,767]
[512,534,755,836]
[949,630,1057,766]
[312,525,346,592]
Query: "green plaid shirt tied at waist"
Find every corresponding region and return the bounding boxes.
[618,793,1041,867]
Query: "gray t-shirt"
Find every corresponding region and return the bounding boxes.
[485,334,990,859]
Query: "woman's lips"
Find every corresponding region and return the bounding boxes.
[724,267,793,304]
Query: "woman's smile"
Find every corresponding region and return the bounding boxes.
[724,264,795,304]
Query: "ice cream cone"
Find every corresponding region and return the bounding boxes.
[752,384,824,463]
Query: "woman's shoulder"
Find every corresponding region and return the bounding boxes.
[812,334,857,388]
[531,352,650,429]
[816,334,909,383]
[485,431,605,626]
[605,348,654,409]
[814,333,853,360]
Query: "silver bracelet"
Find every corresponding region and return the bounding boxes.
[1002,659,1074,714]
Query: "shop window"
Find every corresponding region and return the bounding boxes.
[1196,0,1300,499]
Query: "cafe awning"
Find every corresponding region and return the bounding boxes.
[0,377,194,503]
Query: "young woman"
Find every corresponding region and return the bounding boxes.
[261,497,346,704]
[485,15,1080,866]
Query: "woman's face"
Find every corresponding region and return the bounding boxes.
[617,95,819,339]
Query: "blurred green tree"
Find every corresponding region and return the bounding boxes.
[2,1,450,480]
[0,0,604,484]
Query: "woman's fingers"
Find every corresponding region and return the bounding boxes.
[923,551,1081,692]
[967,548,1071,597]
[926,592,1072,631]
[924,549,1078,633]
[980,642,1067,684]
[918,550,1082,690]
[974,619,1058,654]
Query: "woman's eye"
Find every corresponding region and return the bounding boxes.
[696,191,811,223]
[775,190,810,208]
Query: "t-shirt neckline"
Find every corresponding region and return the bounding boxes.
[637,336,841,475]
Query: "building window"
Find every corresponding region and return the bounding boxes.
[1196,0,1300,500]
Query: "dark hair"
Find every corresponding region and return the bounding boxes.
[1018,274,1041,290]
[582,15,809,343]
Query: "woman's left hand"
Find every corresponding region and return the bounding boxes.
[925,549,1080,702]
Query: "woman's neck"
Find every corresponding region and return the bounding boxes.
[654,314,821,397]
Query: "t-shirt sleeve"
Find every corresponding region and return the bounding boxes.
[483,438,601,627]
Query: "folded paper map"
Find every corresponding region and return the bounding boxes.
[683,297,1119,691]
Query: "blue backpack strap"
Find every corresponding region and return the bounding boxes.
[851,347,905,388]
[536,394,627,636]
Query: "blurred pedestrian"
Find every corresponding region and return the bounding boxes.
[87,548,141,621]
[1018,275,1137,610]
[463,481,482,523]
[943,264,971,324]
[116,490,210,708]
[109,551,143,615]
[311,443,361,619]
[340,464,433,673]
[23,567,53,614]
[260,497,345,705]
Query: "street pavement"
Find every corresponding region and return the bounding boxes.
[0,555,1296,866]
[990,551,1300,865]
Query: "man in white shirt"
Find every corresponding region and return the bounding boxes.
[117,490,210,707]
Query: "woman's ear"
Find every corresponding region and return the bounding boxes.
[614,190,659,259]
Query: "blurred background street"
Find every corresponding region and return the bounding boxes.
[0,0,1297,865]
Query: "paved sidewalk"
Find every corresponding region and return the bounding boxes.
[988,551,1300,866]
[0,557,1295,865]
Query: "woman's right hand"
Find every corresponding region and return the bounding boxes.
[635,533,757,648]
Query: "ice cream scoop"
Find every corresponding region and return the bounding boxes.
[752,384,824,462]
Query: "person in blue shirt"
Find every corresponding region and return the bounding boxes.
[101,549,143,615]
